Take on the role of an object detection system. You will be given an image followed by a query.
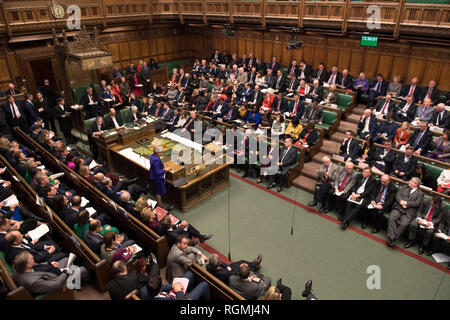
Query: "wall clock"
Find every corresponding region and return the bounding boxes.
[51,4,65,19]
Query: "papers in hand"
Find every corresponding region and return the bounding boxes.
[430,126,444,134]
[37,165,46,170]
[330,103,338,109]
[319,101,326,105]
[334,190,344,196]
[81,197,90,207]
[172,277,189,294]
[127,244,143,255]
[2,195,18,207]
[60,253,76,272]
[89,160,99,170]
[85,207,96,217]
[435,232,449,241]
[50,172,64,180]
[28,224,50,241]
[417,218,434,229]
[347,195,363,205]
[367,203,376,209]
[147,199,158,210]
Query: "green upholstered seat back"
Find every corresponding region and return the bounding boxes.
[71,83,99,105]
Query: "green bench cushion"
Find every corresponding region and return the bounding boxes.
[0,250,12,276]
[120,108,131,124]
[71,83,99,106]
[337,93,353,111]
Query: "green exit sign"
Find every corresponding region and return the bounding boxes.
[360,35,378,47]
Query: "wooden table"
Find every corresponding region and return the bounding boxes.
[108,133,231,212]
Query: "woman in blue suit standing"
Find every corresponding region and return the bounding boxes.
[149,145,171,207]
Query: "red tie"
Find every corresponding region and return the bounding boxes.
[293,102,298,114]
[330,74,335,83]
[339,174,348,192]
[381,101,389,114]
[409,86,414,96]
[425,206,434,221]
[376,186,386,203]
[323,165,329,182]
[227,109,233,119]
[427,88,432,99]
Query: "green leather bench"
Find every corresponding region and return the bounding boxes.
[337,93,353,116]
[71,83,100,106]
[120,108,132,124]
[316,110,338,136]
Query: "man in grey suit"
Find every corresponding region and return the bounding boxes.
[387,177,424,246]
[267,138,298,193]
[404,196,446,255]
[12,251,89,295]
[301,102,323,125]
[323,161,358,214]
[229,263,271,300]
[308,156,340,213]
[166,234,209,283]
[415,98,434,123]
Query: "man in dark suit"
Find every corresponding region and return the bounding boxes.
[429,103,450,129]
[307,80,324,102]
[298,59,312,83]
[222,104,238,123]
[84,220,106,254]
[391,146,417,180]
[406,121,433,155]
[430,209,450,261]
[104,108,124,130]
[4,83,20,97]
[228,263,271,300]
[160,103,174,123]
[375,94,395,119]
[106,260,149,300]
[340,130,359,163]
[247,67,258,86]
[285,76,300,95]
[394,95,417,123]
[361,174,397,233]
[399,77,421,103]
[286,60,300,80]
[80,87,99,119]
[373,114,398,144]
[269,57,280,75]
[255,59,266,75]
[387,178,424,246]
[3,95,28,133]
[23,93,39,128]
[314,63,328,85]
[418,80,440,105]
[125,62,137,75]
[273,70,286,93]
[89,116,106,159]
[337,69,353,90]
[247,85,264,109]
[53,97,72,143]
[211,97,228,120]
[267,138,298,193]
[140,61,152,96]
[206,253,262,285]
[128,106,142,123]
[272,92,289,115]
[368,74,389,107]
[301,102,323,125]
[326,66,341,85]
[112,65,124,78]
[357,108,378,140]
[210,50,222,64]
[238,83,254,105]
[341,167,376,229]
[34,91,56,133]
[288,94,305,119]
[404,196,446,254]
[369,139,396,174]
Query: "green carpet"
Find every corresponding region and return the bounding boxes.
[171,170,450,300]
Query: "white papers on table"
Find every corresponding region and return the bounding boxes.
[105,131,118,137]
[28,224,50,241]
[172,277,189,294]
[347,195,363,205]
[283,112,290,117]
[60,253,77,272]
[161,132,203,152]
[118,147,151,170]
[81,197,90,207]
[70,105,81,110]
[89,160,98,170]
[103,98,112,102]
[132,127,140,130]
[435,232,449,241]
[1,195,18,207]
[431,253,450,263]
[305,98,312,103]
[323,82,330,88]
[136,84,143,87]
[147,199,157,210]
[319,101,326,105]
[50,172,64,180]
[430,126,444,134]
[85,207,96,217]
[330,103,338,109]
[128,244,143,255]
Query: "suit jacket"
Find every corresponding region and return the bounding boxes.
[273,76,286,92]
[326,72,342,85]
[140,66,152,81]
[298,129,318,146]
[247,72,257,85]
[53,104,71,128]
[285,78,299,92]
[394,101,417,123]
[272,97,289,114]
[166,245,201,282]
[409,129,433,152]
[3,100,25,124]
[239,87,254,104]
[128,111,142,123]
[370,80,389,96]
[332,167,359,194]
[13,268,67,295]
[400,85,422,102]
[269,62,281,74]
[84,231,103,254]
[307,85,324,101]
[358,115,378,138]
[392,153,417,178]
[278,146,297,175]
[286,65,300,78]
[430,110,450,129]
[375,98,395,117]
[369,147,396,173]
[89,121,106,138]
[437,209,450,235]
[251,91,264,108]
[348,175,377,204]
[104,113,124,129]
[314,69,328,84]
[415,105,434,122]
[302,106,323,124]
[369,181,397,212]
[317,162,340,184]
[23,100,39,126]
[161,108,174,122]
[393,185,424,217]
[337,75,353,89]
[229,274,271,300]
[112,69,124,78]
[340,138,359,161]
[289,100,305,118]
[419,87,440,105]
[298,64,313,82]
[106,270,148,300]
[80,92,99,109]
[5,238,52,265]
[376,121,398,140]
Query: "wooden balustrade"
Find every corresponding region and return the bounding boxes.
[0,0,448,39]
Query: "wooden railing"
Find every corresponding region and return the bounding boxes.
[0,0,448,39]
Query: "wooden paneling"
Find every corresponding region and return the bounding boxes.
[407,57,426,83]
[326,48,339,69]
[391,55,408,82]
[378,54,394,79]
[129,40,140,59]
[362,50,380,78]
[338,49,351,71]
[118,42,130,61]
[422,60,441,84]
[438,62,450,91]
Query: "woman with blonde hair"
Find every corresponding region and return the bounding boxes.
[134,197,150,215]
[387,75,402,98]
[393,121,411,149]
[258,286,282,300]
[324,84,338,104]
